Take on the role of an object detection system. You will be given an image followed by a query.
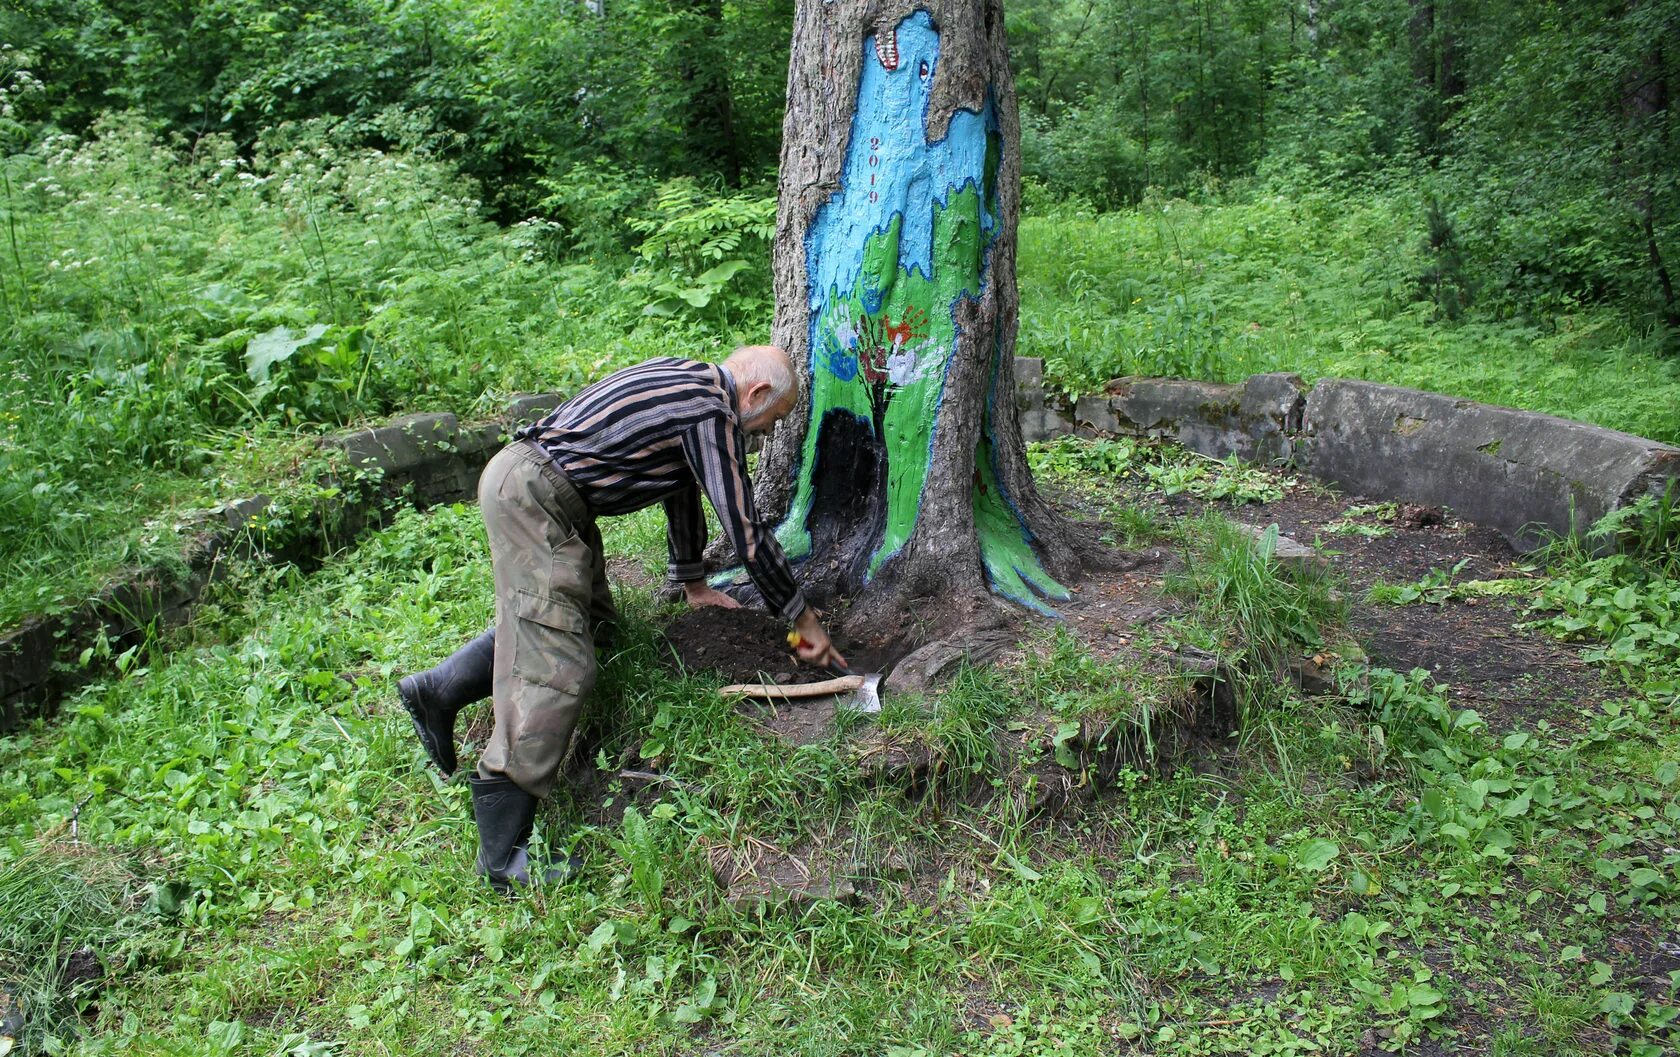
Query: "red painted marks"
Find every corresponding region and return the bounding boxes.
[874,28,899,70]
[886,306,928,348]
[853,307,930,387]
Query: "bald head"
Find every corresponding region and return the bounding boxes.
[724,345,800,435]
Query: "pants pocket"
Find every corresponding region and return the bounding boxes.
[509,589,592,692]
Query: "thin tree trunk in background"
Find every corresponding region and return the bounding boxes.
[1644,210,1679,331]
[1437,3,1464,101]
[1408,5,1433,89]
[1256,11,1267,157]
[1197,0,1211,170]
[1037,0,1095,117]
[1409,0,1465,157]
[1134,7,1151,188]
[1623,4,1679,331]
[677,0,743,185]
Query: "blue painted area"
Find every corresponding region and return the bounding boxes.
[817,330,860,382]
[805,10,997,311]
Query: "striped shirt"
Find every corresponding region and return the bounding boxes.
[515,358,807,620]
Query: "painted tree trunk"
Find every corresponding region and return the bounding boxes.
[750,0,1083,617]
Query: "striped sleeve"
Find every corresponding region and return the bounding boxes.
[677,413,807,621]
[663,483,707,584]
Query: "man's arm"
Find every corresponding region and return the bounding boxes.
[676,414,806,621]
[662,483,707,586]
[664,482,744,609]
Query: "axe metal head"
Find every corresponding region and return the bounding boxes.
[839,672,883,714]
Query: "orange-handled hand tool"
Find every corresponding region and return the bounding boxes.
[788,630,853,677]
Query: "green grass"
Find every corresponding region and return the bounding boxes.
[1164,513,1346,707]
[0,118,759,626]
[1019,190,1680,445]
[2,464,1676,1054]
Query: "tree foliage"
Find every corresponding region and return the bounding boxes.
[0,0,793,216]
[1,0,1676,329]
[1010,0,1680,334]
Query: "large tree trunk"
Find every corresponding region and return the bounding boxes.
[1408,0,1464,159]
[748,0,1086,622]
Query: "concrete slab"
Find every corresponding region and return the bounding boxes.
[1302,380,1680,551]
[325,412,462,476]
[1107,374,1306,463]
[507,391,565,426]
[1074,393,1118,434]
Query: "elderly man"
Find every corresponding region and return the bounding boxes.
[400,346,844,890]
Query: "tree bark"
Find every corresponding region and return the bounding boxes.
[749,0,1086,622]
[1409,0,1464,158]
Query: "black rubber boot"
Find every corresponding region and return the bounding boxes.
[398,629,494,776]
[469,776,578,893]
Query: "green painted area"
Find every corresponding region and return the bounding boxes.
[974,429,1070,612]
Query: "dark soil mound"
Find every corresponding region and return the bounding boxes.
[661,606,910,684]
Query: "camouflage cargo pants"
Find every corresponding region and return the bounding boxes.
[477,441,612,798]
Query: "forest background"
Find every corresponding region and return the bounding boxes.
[1,0,1678,619]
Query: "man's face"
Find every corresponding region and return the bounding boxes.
[739,387,796,437]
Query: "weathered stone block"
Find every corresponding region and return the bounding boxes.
[1074,394,1119,434]
[459,421,506,461]
[1237,373,1308,463]
[1231,522,1323,574]
[1107,373,1306,463]
[1302,380,1680,551]
[1042,406,1073,439]
[507,391,565,425]
[0,618,55,710]
[325,413,462,477]
[1012,356,1044,393]
[1110,377,1239,443]
[1017,408,1046,443]
[217,495,271,533]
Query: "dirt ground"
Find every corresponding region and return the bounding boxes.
[1112,476,1616,731]
[1252,491,1613,729]
[857,460,1589,754]
[660,606,914,685]
[655,463,1614,736]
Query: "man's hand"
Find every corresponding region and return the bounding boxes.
[683,583,741,610]
[791,607,848,672]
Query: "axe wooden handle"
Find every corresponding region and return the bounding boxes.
[719,675,865,699]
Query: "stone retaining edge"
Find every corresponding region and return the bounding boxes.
[1016,359,1679,552]
[0,394,565,732]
